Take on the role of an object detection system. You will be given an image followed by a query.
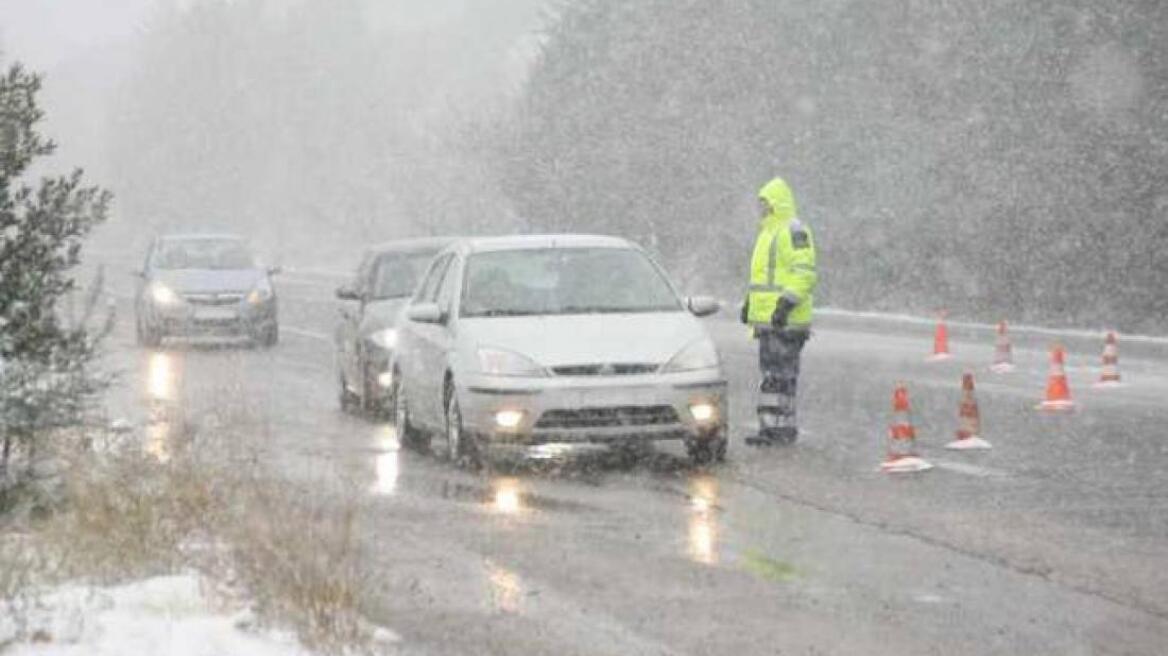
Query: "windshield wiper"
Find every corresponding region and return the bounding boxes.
[470,308,541,317]
[558,305,671,314]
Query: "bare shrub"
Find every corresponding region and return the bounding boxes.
[0,418,382,655]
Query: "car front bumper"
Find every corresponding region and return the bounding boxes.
[458,368,727,451]
[146,298,277,337]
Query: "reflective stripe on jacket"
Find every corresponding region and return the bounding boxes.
[747,177,818,328]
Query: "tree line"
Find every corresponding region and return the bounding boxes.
[495,0,1168,332]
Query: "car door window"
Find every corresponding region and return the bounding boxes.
[433,257,461,314]
[414,254,452,304]
[354,254,375,298]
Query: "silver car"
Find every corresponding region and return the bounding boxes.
[391,235,727,466]
[334,237,453,415]
[134,234,280,347]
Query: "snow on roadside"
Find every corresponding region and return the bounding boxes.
[2,574,311,656]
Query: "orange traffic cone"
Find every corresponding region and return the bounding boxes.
[990,321,1015,373]
[946,373,992,450]
[1037,344,1076,412]
[927,312,953,362]
[882,383,933,473]
[1094,332,1123,388]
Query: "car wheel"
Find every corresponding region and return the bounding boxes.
[360,360,385,418]
[444,382,480,469]
[260,323,279,348]
[393,374,429,451]
[687,429,728,466]
[137,317,162,348]
[338,371,359,413]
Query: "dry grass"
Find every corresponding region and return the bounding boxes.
[0,418,382,655]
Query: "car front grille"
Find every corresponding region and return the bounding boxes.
[550,363,659,376]
[535,405,680,429]
[183,293,244,306]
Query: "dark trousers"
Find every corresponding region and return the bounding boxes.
[757,328,809,439]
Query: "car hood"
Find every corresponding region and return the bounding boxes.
[154,269,264,294]
[360,298,409,334]
[460,311,710,368]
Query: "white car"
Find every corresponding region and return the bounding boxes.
[391,234,727,466]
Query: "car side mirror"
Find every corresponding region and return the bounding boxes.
[335,284,361,301]
[687,296,721,317]
[406,302,444,324]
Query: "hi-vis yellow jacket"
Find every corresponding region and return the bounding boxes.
[746,177,818,329]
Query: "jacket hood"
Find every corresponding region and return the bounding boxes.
[759,177,797,224]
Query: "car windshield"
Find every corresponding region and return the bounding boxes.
[461,247,681,318]
[371,251,438,299]
[154,238,255,270]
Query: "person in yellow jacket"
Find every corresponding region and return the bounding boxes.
[740,177,818,445]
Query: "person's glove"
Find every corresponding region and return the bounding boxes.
[771,296,797,328]
[739,297,750,325]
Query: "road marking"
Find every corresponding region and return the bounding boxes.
[283,325,331,343]
[932,459,1008,478]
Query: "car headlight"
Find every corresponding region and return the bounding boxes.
[689,402,718,423]
[477,347,547,377]
[369,328,398,350]
[662,338,720,373]
[247,280,273,305]
[151,283,181,306]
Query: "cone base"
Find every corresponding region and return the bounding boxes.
[1037,399,1076,412]
[881,456,934,473]
[927,353,953,362]
[1093,380,1124,389]
[945,436,992,450]
[990,363,1016,374]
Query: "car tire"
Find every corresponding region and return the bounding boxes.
[136,317,162,348]
[338,371,360,413]
[360,360,385,418]
[393,374,429,452]
[687,429,728,466]
[259,323,279,348]
[444,382,481,469]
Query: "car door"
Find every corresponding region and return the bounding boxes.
[401,253,454,428]
[419,254,462,423]
[337,255,372,389]
[136,239,158,318]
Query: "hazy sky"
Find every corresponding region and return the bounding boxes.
[0,0,156,69]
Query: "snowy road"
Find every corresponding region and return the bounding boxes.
[99,268,1168,655]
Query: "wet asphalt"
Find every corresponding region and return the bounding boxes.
[103,270,1168,655]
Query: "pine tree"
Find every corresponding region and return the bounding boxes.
[0,62,112,477]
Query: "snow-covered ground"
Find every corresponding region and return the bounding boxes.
[2,574,310,656]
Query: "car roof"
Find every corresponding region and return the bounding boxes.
[363,236,458,257]
[157,233,246,243]
[454,234,637,254]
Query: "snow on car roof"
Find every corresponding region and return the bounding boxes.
[365,236,458,256]
[159,233,246,242]
[459,234,636,253]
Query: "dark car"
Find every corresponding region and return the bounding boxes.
[134,234,280,347]
[335,237,454,415]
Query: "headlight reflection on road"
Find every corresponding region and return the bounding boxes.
[491,477,524,515]
[485,560,524,615]
[146,351,176,402]
[371,425,400,497]
[688,475,719,565]
[144,421,171,463]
